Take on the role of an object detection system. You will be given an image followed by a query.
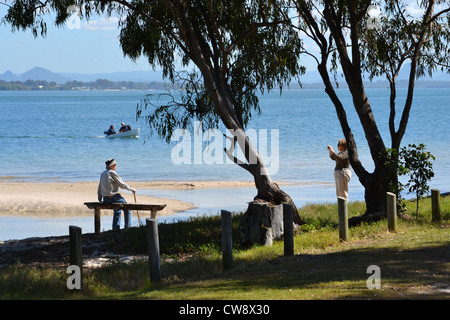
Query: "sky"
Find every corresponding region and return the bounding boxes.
[0,9,318,78]
[0,8,154,75]
[0,5,317,78]
[0,2,446,80]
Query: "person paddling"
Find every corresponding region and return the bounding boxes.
[119,122,131,133]
[104,125,116,136]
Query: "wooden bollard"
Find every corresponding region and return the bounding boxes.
[283,203,294,256]
[431,189,442,223]
[69,225,82,289]
[386,192,397,232]
[338,197,348,242]
[146,218,161,283]
[221,210,233,271]
[69,225,82,268]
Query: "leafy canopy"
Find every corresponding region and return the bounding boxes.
[362,0,450,81]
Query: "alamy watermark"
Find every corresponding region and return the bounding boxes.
[366,265,381,289]
[66,265,81,290]
[169,121,280,175]
[66,5,82,30]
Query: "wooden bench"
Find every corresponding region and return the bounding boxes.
[84,202,167,233]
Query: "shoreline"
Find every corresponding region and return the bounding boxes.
[0,180,299,218]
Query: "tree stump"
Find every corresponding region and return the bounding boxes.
[238,201,284,246]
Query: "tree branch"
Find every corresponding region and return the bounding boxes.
[224,19,288,55]
[223,134,252,173]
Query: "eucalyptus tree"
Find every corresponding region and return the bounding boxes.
[291,0,449,221]
[2,0,305,224]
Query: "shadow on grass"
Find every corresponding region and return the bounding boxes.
[187,242,450,299]
[1,239,448,300]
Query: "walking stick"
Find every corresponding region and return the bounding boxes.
[134,192,142,227]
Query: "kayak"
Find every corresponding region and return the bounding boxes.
[105,128,140,139]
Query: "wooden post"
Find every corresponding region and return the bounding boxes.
[386,192,397,232]
[338,197,348,242]
[69,225,82,289]
[146,218,161,283]
[431,189,442,223]
[94,208,101,234]
[283,203,294,256]
[221,210,233,271]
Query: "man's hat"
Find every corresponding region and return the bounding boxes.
[106,158,117,168]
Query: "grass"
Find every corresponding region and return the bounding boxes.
[0,196,449,300]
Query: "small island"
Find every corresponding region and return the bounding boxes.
[0,79,168,91]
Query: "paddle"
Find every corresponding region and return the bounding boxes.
[133,191,142,226]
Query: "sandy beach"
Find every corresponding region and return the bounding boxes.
[0,180,258,218]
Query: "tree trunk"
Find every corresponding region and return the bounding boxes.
[318,61,389,220]
[252,173,304,226]
[167,1,303,231]
[199,61,304,226]
[321,1,390,219]
[349,169,388,226]
[229,127,304,225]
[238,201,284,246]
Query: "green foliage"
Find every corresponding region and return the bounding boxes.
[136,71,220,142]
[362,0,450,81]
[384,144,435,217]
[128,0,303,141]
[383,147,408,212]
[401,144,435,217]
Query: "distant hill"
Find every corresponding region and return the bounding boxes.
[0,67,166,84]
[0,66,448,87]
[0,71,18,82]
[17,67,70,83]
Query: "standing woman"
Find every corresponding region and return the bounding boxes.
[327,139,352,200]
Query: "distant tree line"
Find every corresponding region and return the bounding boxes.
[1,77,447,91]
[0,79,168,90]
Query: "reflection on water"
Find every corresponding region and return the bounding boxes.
[0,216,109,241]
[0,182,364,241]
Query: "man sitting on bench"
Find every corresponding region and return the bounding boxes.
[97,158,136,230]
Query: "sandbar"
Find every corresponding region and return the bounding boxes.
[0,180,259,218]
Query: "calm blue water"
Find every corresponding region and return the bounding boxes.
[1,88,448,185]
[0,88,448,240]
